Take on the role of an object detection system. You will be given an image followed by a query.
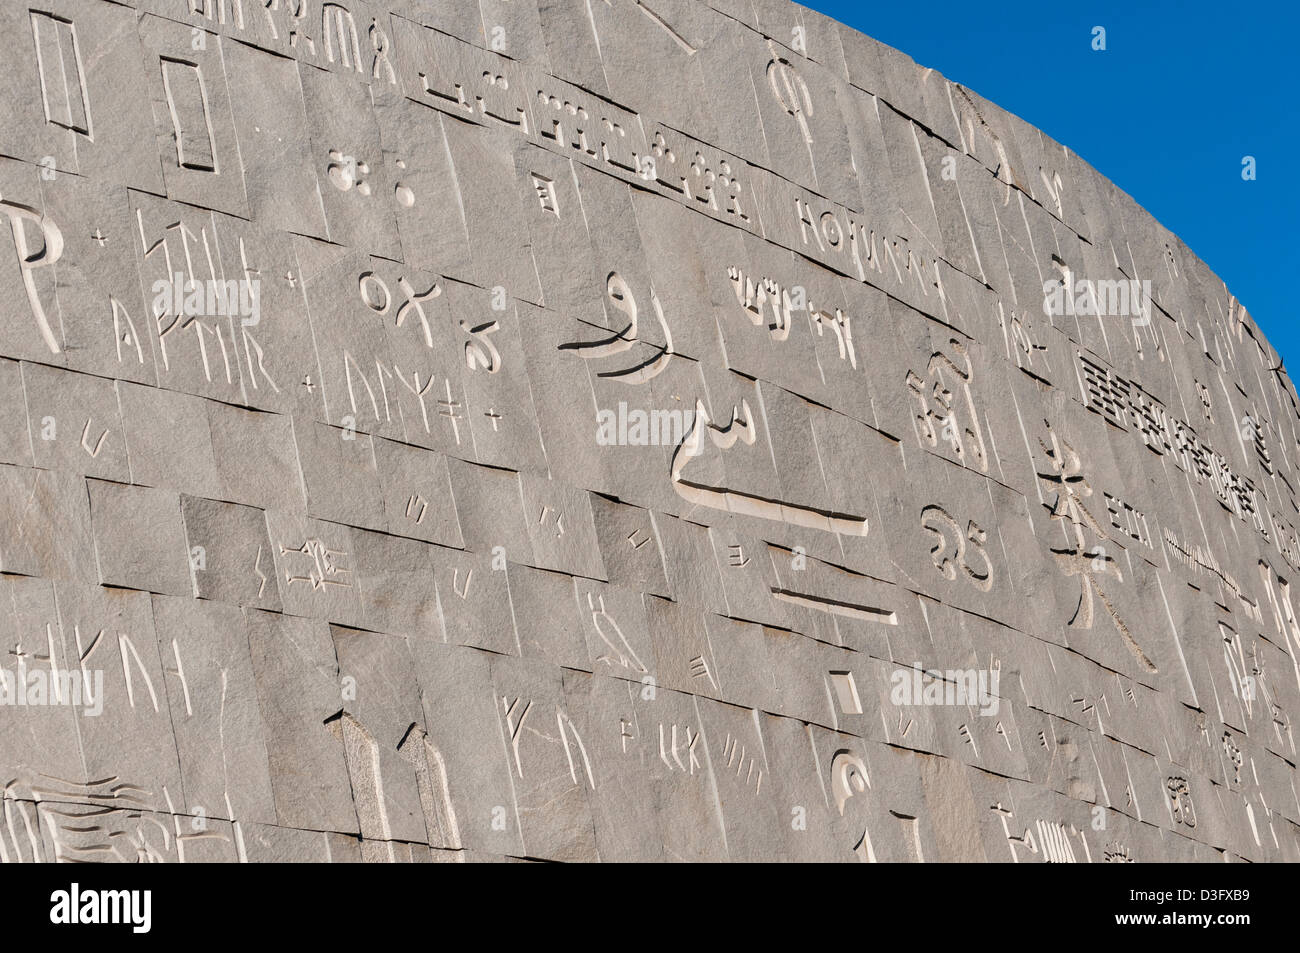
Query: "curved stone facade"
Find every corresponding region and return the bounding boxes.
[0,0,1295,862]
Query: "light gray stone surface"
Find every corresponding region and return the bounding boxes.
[0,0,1294,864]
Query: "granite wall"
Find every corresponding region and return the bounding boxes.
[0,0,1295,862]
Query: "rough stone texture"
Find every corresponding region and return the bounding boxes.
[0,0,1295,864]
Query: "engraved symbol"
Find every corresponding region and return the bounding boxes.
[1,198,64,354]
[830,749,869,816]
[31,11,92,138]
[1166,776,1197,829]
[397,724,461,849]
[627,529,650,550]
[1036,421,1156,672]
[658,724,700,774]
[538,506,564,538]
[502,696,533,778]
[830,671,862,714]
[906,338,988,472]
[79,419,108,458]
[358,273,440,347]
[557,709,595,789]
[530,172,558,216]
[369,18,397,86]
[767,56,814,144]
[461,318,502,373]
[720,734,762,794]
[280,538,352,590]
[393,158,414,207]
[324,712,396,862]
[587,593,647,673]
[671,399,870,536]
[189,0,245,28]
[483,408,502,431]
[322,2,364,73]
[560,272,674,384]
[328,150,370,195]
[958,723,978,758]
[619,718,634,753]
[727,544,749,568]
[160,57,218,172]
[406,494,428,524]
[633,0,697,55]
[897,711,913,737]
[990,803,1038,863]
[437,380,463,444]
[688,655,716,690]
[919,505,993,591]
[253,544,269,598]
[452,568,472,599]
[770,588,897,624]
[90,228,107,247]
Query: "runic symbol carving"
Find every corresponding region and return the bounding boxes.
[406,494,428,524]
[919,505,993,591]
[720,734,762,794]
[587,592,647,673]
[557,709,595,789]
[502,696,532,778]
[627,529,650,549]
[280,538,352,590]
[451,568,472,599]
[322,3,364,73]
[253,544,269,598]
[671,398,869,536]
[1036,420,1156,673]
[537,506,564,538]
[437,380,463,444]
[80,419,108,458]
[31,11,92,138]
[658,724,700,774]
[727,544,749,568]
[559,272,674,383]
[1,198,64,354]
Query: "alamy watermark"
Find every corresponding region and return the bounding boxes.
[0,663,103,716]
[596,401,696,448]
[152,272,261,326]
[890,663,1000,716]
[1043,276,1151,327]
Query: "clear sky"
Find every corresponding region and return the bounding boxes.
[806,0,1297,369]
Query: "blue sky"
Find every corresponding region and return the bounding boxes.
[807,0,1297,368]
